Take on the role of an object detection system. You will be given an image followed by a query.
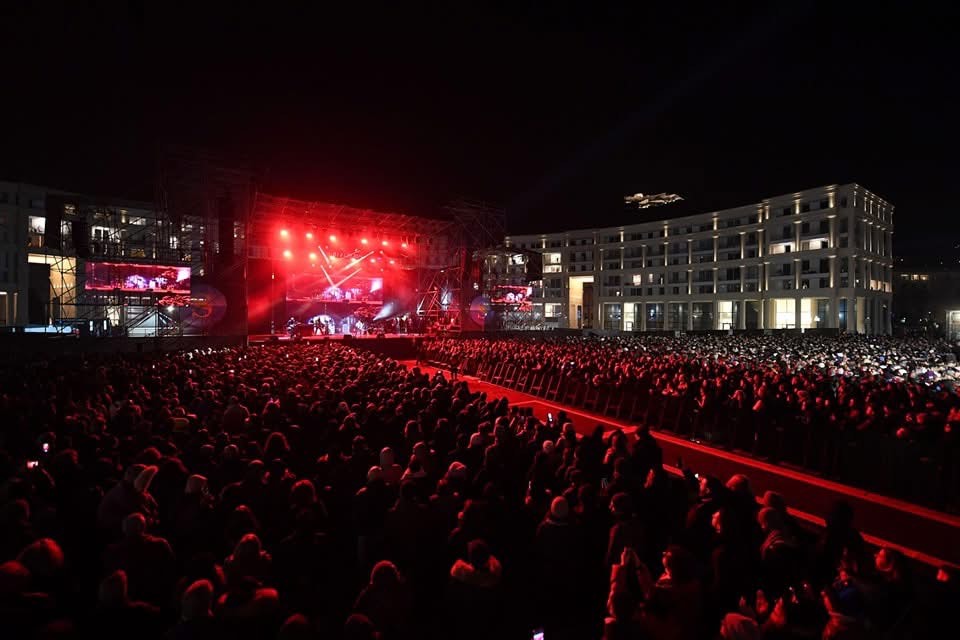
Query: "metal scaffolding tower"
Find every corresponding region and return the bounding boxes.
[427,199,506,330]
[29,192,191,337]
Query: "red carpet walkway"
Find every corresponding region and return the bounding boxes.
[403,362,960,569]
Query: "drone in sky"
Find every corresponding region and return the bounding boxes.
[624,192,684,209]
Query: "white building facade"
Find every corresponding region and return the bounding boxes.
[506,184,893,334]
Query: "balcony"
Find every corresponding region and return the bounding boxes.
[800,239,829,251]
[768,242,794,255]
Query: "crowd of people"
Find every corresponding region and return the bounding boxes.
[423,334,960,506]
[0,341,955,639]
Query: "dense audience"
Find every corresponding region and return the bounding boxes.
[0,341,955,639]
[424,334,960,504]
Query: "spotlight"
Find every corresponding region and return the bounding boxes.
[166,305,175,313]
[389,259,395,265]
[309,252,317,261]
[280,229,289,238]
[329,234,337,242]
[361,238,368,245]
[306,232,314,240]
[283,249,293,259]
[401,242,408,249]
[382,240,388,246]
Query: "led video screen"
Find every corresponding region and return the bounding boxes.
[490,284,533,306]
[84,262,191,294]
[286,273,383,304]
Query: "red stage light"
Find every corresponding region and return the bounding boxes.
[361,238,368,245]
[283,249,293,259]
[381,240,388,246]
[401,242,408,248]
[389,259,395,265]
[309,252,317,261]
[329,234,337,242]
[280,229,289,238]
[306,232,314,240]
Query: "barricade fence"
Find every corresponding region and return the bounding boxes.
[421,353,958,511]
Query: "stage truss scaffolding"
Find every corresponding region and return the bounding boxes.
[472,245,544,331]
[437,199,507,330]
[29,192,192,337]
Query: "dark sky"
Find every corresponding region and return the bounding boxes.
[1,2,957,256]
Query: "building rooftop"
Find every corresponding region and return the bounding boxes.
[509,182,892,237]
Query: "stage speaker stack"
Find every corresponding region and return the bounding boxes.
[72,219,91,258]
[525,252,542,281]
[210,195,248,337]
[45,195,64,251]
[246,258,282,335]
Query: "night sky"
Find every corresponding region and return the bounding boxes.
[1,2,957,257]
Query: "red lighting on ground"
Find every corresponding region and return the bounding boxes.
[329,234,337,242]
[306,232,314,240]
[283,249,293,259]
[280,229,289,238]
[361,238,368,245]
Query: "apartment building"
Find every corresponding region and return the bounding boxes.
[506,184,893,334]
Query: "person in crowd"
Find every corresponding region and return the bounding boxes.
[447,539,503,639]
[353,560,413,640]
[166,578,219,640]
[102,512,176,607]
[88,570,162,640]
[224,533,272,587]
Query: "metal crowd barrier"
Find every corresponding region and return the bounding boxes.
[423,352,959,511]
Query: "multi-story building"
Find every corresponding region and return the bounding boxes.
[893,262,960,337]
[506,184,893,334]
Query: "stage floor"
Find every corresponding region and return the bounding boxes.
[248,332,427,343]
